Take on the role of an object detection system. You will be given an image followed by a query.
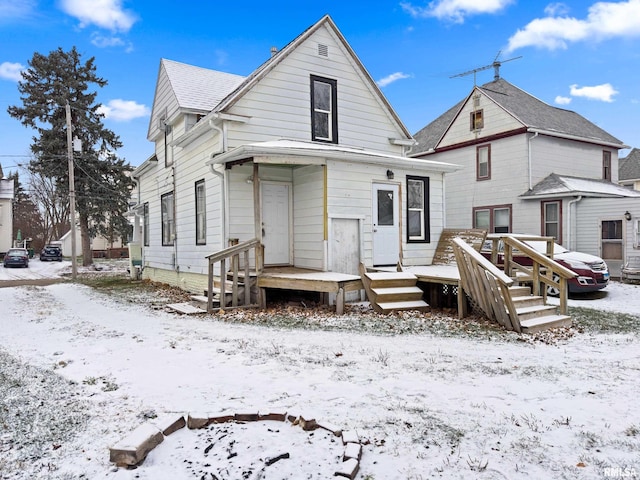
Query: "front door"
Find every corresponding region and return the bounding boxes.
[372,183,399,266]
[262,182,291,265]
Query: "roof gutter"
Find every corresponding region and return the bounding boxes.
[527,128,629,149]
[206,143,462,173]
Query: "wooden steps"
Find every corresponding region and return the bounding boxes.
[359,263,429,314]
[505,284,571,332]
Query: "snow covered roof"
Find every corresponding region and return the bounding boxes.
[161,59,246,112]
[521,173,640,199]
[206,138,461,173]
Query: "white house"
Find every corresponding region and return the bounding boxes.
[410,76,638,275]
[132,15,459,295]
[0,169,14,255]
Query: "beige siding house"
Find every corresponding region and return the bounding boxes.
[410,77,638,274]
[132,15,459,294]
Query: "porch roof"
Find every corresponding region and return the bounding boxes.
[520,173,640,199]
[207,139,461,173]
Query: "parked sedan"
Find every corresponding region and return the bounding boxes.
[482,238,609,295]
[41,245,63,262]
[3,248,30,268]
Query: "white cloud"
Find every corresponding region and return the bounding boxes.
[97,99,149,121]
[554,95,572,105]
[60,0,137,32]
[0,61,25,81]
[544,2,570,16]
[0,0,36,20]
[506,0,640,52]
[569,83,619,102]
[401,0,513,23]
[377,72,412,87]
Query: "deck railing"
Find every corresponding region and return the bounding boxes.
[205,238,263,312]
[486,235,576,315]
[452,237,522,331]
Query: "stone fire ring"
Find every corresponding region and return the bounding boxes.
[109,411,362,479]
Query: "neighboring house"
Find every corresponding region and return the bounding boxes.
[0,169,15,255]
[132,15,459,295]
[619,148,640,191]
[410,76,639,275]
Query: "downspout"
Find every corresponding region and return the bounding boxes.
[208,118,227,249]
[528,131,539,190]
[566,195,582,251]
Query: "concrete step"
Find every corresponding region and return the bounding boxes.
[520,314,572,333]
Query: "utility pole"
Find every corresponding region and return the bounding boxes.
[65,100,78,279]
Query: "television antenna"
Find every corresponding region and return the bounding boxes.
[450,51,522,84]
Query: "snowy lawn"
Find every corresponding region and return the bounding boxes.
[0,259,639,479]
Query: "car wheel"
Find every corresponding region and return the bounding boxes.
[547,273,561,297]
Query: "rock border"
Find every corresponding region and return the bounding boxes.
[109,411,362,479]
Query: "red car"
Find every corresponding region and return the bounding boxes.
[482,239,609,295]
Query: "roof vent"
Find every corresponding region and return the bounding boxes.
[270,46,278,57]
[318,44,328,57]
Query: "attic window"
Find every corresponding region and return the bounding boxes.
[318,44,329,57]
[310,75,338,144]
[470,109,484,131]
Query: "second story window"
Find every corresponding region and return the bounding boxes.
[477,144,491,180]
[603,150,612,181]
[311,75,338,143]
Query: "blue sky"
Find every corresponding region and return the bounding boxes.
[1,0,639,171]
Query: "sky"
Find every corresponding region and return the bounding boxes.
[0,259,639,478]
[1,0,640,172]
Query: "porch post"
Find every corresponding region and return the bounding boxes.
[253,162,261,246]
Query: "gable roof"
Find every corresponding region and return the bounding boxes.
[619,148,640,182]
[520,173,640,199]
[411,78,625,155]
[147,60,245,139]
[210,15,412,139]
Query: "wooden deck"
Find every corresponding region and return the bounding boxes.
[257,267,363,314]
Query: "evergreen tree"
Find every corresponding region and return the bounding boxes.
[7,46,134,265]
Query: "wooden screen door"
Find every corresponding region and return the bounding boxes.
[261,182,291,265]
[372,183,399,266]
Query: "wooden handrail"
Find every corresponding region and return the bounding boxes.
[206,238,263,312]
[453,238,522,332]
[500,236,576,315]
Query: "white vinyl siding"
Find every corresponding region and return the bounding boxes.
[223,26,407,155]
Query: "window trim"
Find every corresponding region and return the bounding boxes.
[541,200,562,244]
[603,150,612,181]
[161,191,175,246]
[195,179,206,246]
[310,75,338,144]
[476,144,491,180]
[473,204,512,233]
[406,175,430,243]
[143,202,149,247]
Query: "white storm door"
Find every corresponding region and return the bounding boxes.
[372,183,400,266]
[262,182,291,265]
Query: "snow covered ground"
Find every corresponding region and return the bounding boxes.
[0,259,639,479]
